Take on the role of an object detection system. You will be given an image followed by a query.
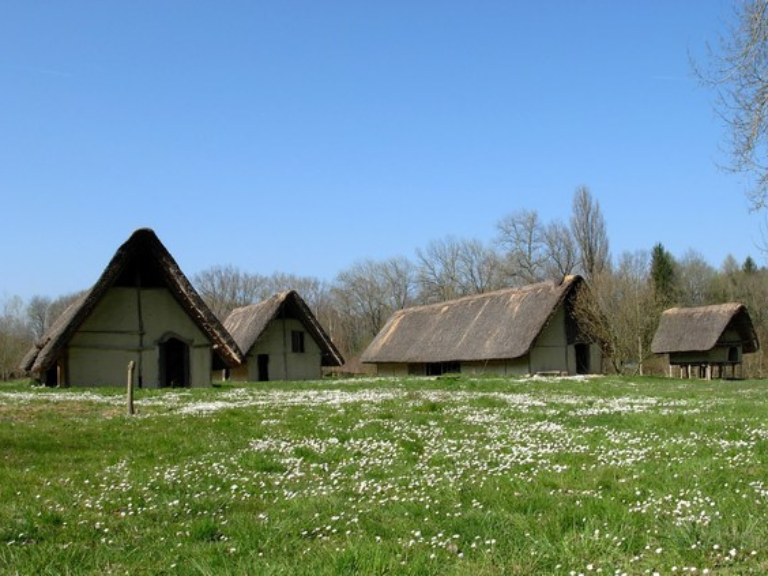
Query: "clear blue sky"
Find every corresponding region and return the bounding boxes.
[1,0,760,301]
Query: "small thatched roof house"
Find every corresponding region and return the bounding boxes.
[21,228,243,387]
[651,303,759,378]
[361,275,600,377]
[224,290,343,382]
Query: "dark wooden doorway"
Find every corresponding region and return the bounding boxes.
[575,343,590,375]
[159,337,189,388]
[45,363,59,387]
[257,354,269,382]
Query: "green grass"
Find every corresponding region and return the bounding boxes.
[2,375,768,574]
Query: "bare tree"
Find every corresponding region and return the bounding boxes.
[456,239,504,295]
[496,209,546,285]
[26,295,52,342]
[721,254,742,277]
[0,296,32,380]
[677,249,717,306]
[416,237,465,303]
[193,265,337,325]
[25,291,87,340]
[380,256,418,310]
[262,273,329,311]
[571,186,610,279]
[574,251,658,374]
[417,236,503,303]
[192,265,266,320]
[333,257,417,347]
[49,292,85,320]
[542,219,578,280]
[695,0,768,209]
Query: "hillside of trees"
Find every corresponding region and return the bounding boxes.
[3,187,767,380]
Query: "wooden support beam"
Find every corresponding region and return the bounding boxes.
[127,361,135,416]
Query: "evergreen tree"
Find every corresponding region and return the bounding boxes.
[743,255,758,274]
[650,243,677,306]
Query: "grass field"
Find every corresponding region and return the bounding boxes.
[1,375,768,575]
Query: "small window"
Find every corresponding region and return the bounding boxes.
[291,330,305,353]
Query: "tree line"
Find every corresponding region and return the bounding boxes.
[1,186,767,379]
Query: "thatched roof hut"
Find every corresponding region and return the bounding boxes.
[224,290,343,381]
[21,228,244,386]
[226,291,343,366]
[361,275,600,376]
[651,303,759,356]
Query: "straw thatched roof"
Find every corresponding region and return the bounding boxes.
[361,276,583,364]
[651,303,759,355]
[224,290,344,367]
[21,228,244,375]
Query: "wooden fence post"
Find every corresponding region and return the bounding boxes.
[127,360,135,416]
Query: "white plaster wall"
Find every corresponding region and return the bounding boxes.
[461,359,529,376]
[590,345,603,374]
[374,363,411,377]
[239,318,323,381]
[529,306,569,373]
[68,287,212,387]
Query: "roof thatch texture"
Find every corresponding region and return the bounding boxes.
[21,228,244,374]
[224,290,344,367]
[361,276,582,364]
[651,303,759,355]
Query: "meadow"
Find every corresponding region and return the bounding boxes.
[1,375,767,575]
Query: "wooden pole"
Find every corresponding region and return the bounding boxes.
[127,360,135,416]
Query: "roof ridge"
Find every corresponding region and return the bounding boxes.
[392,277,575,315]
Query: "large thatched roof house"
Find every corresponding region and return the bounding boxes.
[651,303,759,378]
[224,290,343,382]
[361,275,600,377]
[21,228,244,387]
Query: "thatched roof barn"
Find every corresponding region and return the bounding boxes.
[651,303,759,378]
[21,228,244,387]
[361,275,600,377]
[224,290,343,382]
